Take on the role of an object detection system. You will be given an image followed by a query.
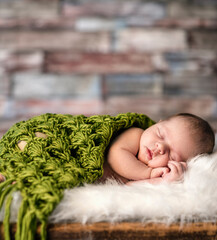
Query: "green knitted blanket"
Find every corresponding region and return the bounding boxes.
[0,113,155,240]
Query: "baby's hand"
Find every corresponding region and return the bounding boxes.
[126,161,187,186]
[150,167,169,179]
[162,161,187,182]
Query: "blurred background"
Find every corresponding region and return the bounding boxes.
[0,0,217,137]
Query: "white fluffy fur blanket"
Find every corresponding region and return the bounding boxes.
[50,151,217,224]
[1,149,217,224]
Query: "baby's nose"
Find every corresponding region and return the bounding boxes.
[155,142,166,155]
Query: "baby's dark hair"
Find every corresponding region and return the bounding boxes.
[170,113,215,154]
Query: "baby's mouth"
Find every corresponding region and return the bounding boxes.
[145,147,153,161]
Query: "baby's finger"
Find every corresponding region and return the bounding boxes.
[169,161,186,174]
[168,162,178,174]
[176,161,187,173]
[161,167,170,176]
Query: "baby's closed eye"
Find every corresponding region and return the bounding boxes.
[157,128,163,139]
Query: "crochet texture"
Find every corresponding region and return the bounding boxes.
[0,112,155,240]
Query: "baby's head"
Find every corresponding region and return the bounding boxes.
[168,113,215,155]
[138,112,215,168]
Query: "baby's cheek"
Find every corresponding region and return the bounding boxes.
[137,150,148,164]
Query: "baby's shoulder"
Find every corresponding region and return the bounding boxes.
[116,127,144,140]
[110,127,144,150]
[123,127,144,135]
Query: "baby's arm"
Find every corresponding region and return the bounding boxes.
[107,127,153,181]
[127,161,187,185]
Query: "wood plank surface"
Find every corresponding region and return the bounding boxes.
[0,222,217,240]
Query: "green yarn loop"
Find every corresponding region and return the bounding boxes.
[0,113,155,239]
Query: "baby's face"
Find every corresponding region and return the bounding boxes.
[138,117,198,168]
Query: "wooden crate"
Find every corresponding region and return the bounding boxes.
[1,222,217,240]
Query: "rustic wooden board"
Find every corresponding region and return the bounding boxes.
[1,222,217,240]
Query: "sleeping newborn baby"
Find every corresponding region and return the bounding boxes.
[99,113,215,185]
[0,113,215,186]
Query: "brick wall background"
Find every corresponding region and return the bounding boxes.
[0,0,217,137]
